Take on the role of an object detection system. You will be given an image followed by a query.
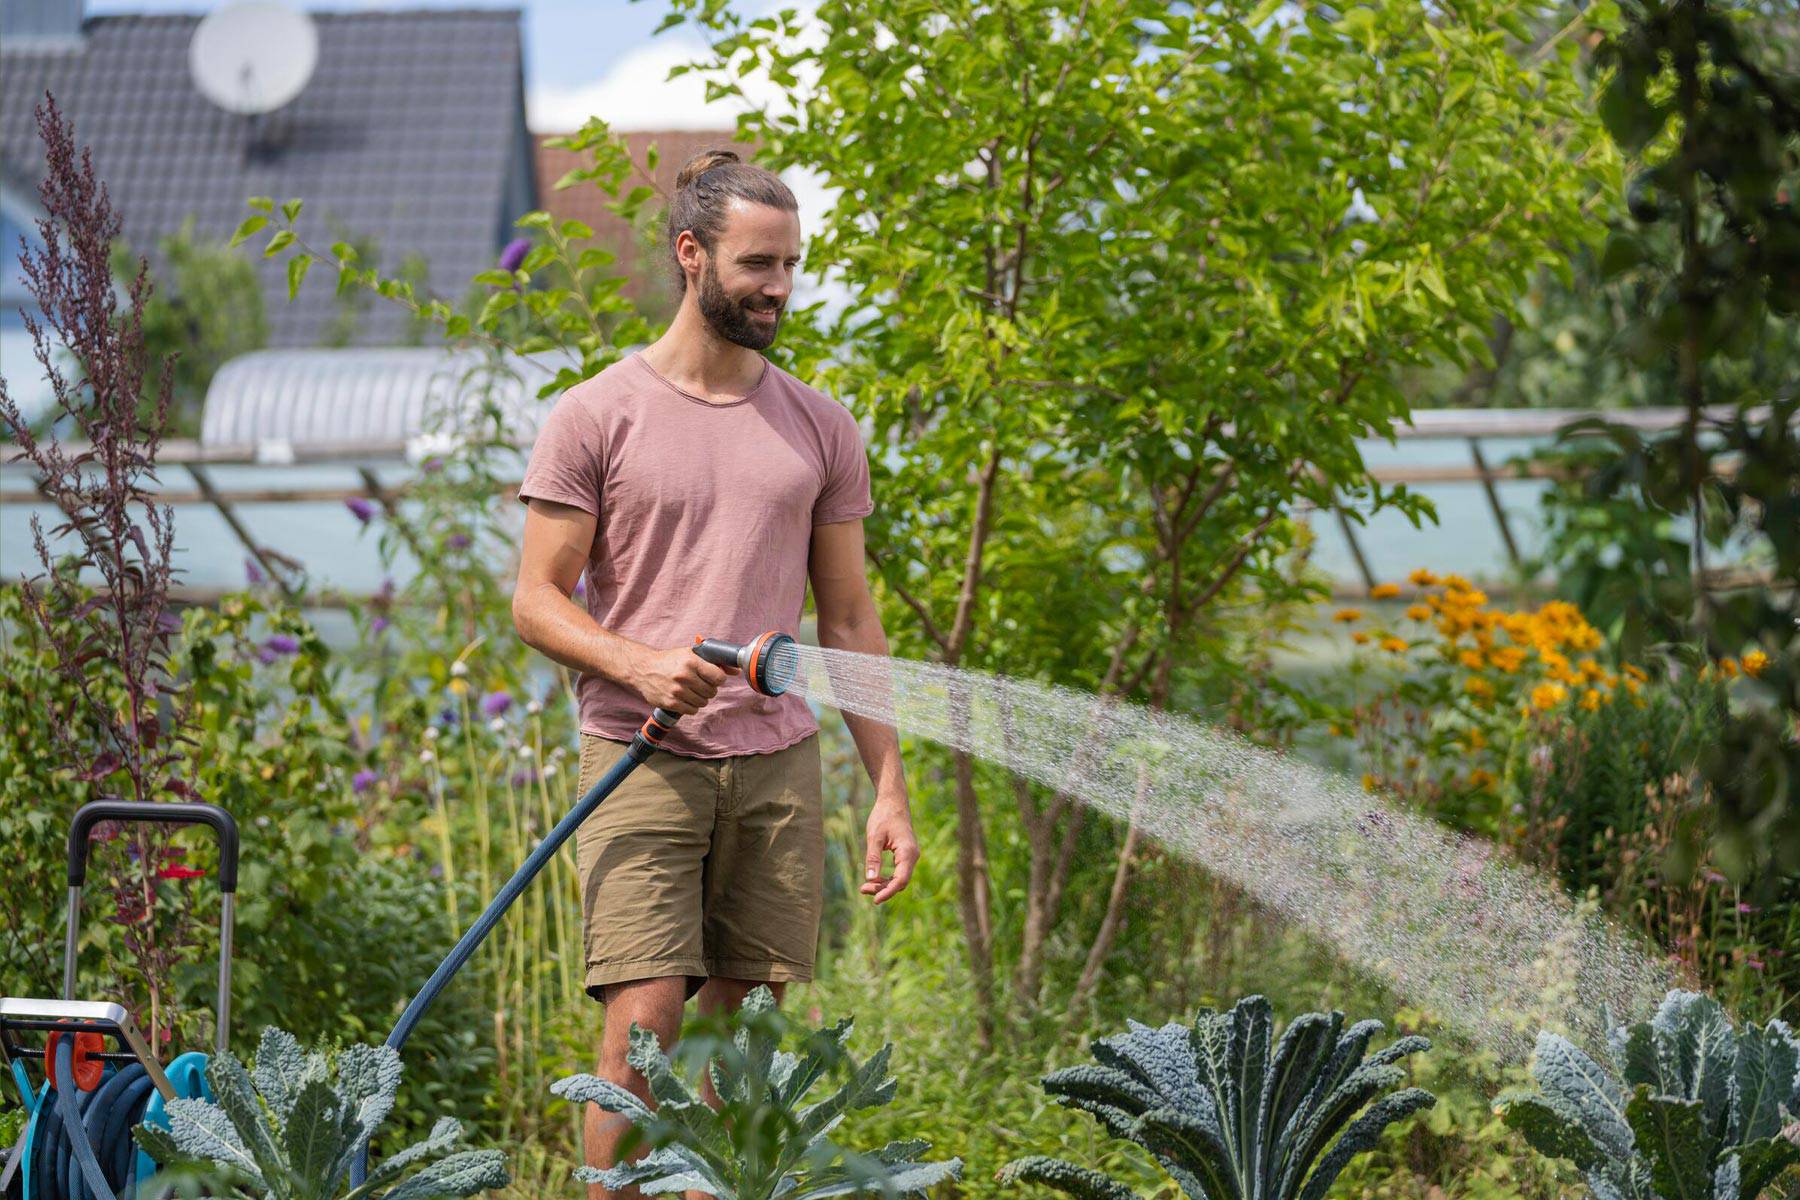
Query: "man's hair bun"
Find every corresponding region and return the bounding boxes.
[675,149,742,191]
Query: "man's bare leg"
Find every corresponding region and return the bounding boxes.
[679,979,785,1200]
[586,976,689,1200]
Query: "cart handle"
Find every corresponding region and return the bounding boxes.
[62,801,239,1052]
[68,801,239,893]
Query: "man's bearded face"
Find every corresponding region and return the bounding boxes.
[697,254,783,350]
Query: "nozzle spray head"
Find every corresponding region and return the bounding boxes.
[693,632,800,696]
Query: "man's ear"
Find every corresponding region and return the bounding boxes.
[675,229,704,281]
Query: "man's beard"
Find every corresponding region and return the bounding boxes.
[696,259,782,350]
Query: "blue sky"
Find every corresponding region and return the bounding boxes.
[86,0,752,131]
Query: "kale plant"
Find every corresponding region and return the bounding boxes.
[1499,989,1800,1199]
[133,1028,507,1200]
[550,986,959,1200]
[1001,994,1435,1200]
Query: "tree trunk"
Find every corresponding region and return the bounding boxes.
[952,747,996,1046]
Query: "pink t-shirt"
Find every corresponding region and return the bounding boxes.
[516,350,872,757]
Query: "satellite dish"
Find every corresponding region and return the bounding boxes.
[189,1,318,116]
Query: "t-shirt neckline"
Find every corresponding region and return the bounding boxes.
[632,350,771,409]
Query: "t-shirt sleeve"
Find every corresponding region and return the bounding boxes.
[813,404,874,526]
[517,392,603,516]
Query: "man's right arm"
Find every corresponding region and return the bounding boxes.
[512,497,733,715]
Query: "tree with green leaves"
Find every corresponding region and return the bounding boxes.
[1529,0,1800,876]
[654,0,1608,1040]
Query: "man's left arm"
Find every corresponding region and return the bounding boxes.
[809,518,919,904]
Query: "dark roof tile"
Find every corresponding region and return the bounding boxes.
[2,8,536,347]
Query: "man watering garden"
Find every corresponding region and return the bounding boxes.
[510,149,920,1196]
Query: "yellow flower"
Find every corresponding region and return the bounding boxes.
[1742,650,1769,678]
[1489,646,1528,674]
[1464,727,1488,751]
[1531,682,1567,710]
[260,763,277,781]
[1351,631,1371,645]
[1623,663,1648,683]
[1334,608,1363,623]
[1580,689,1602,712]
[1720,657,1741,679]
[1467,768,1496,790]
[1361,773,1378,793]
[1381,636,1409,654]
[1464,676,1494,699]
[1370,583,1401,599]
[1405,604,1432,622]
[1624,676,1643,696]
[1409,568,1438,587]
[449,678,470,696]
[1459,649,1485,671]
[1442,573,1473,592]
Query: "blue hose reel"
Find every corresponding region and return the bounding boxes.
[2,802,239,1200]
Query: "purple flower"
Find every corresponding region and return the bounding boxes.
[345,496,376,524]
[423,457,444,474]
[448,532,471,551]
[257,646,279,665]
[352,769,378,794]
[498,237,531,272]
[371,615,390,634]
[1737,902,1761,914]
[244,557,265,586]
[437,705,460,728]
[155,611,182,634]
[265,633,301,656]
[1706,870,1729,884]
[1748,958,1766,971]
[481,690,513,718]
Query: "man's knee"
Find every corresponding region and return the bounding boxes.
[598,976,688,1066]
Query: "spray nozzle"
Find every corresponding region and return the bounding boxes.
[693,632,800,696]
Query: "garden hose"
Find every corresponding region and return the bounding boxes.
[349,632,799,1189]
[29,1037,146,1200]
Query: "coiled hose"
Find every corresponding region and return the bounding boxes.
[28,1038,149,1200]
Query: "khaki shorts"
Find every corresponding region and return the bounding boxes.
[574,731,824,1001]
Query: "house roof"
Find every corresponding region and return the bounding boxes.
[1,9,537,348]
[533,129,753,316]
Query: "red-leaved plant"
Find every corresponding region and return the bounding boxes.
[0,92,204,1051]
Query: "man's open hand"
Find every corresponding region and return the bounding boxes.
[861,799,919,904]
[630,646,738,715]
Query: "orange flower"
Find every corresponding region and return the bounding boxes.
[1465,727,1488,751]
[1464,676,1495,699]
[1409,568,1438,587]
[1405,603,1432,622]
[1531,682,1567,710]
[1580,688,1602,712]
[1334,608,1363,623]
[1352,631,1371,645]
[1623,663,1648,683]
[1720,657,1741,679]
[1742,650,1769,678]
[1458,649,1485,670]
[1467,768,1496,791]
[1370,582,1402,599]
[1381,636,1409,654]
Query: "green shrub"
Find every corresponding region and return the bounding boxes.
[1001,994,1435,1200]
[1498,989,1800,1197]
[551,987,960,1200]
[135,1027,507,1200]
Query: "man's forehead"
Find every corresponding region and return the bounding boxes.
[719,200,801,256]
